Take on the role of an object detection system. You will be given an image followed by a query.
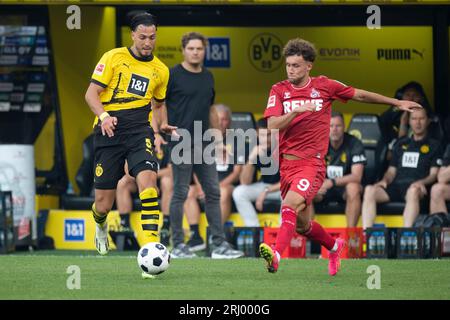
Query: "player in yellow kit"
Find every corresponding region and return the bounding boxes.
[84,12,176,256]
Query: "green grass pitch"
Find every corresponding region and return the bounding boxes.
[1,251,449,300]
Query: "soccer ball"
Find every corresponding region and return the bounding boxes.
[137,242,170,275]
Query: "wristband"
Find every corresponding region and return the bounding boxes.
[99,112,110,122]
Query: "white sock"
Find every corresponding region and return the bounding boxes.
[275,251,281,262]
[330,241,338,253]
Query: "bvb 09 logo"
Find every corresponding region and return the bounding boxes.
[248,33,283,73]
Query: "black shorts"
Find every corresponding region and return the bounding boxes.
[322,186,345,203]
[93,127,159,189]
[384,183,408,202]
[384,182,431,203]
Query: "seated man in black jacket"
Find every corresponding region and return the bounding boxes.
[362,108,443,228]
[313,111,366,227]
[429,144,450,215]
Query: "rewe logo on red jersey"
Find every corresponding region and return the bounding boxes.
[283,99,324,113]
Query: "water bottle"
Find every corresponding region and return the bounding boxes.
[237,231,245,253]
[224,221,233,230]
[368,234,376,255]
[412,232,418,256]
[224,221,234,242]
[246,230,254,256]
[67,182,75,195]
[424,232,431,255]
[400,233,407,255]
[379,233,385,255]
[377,232,383,255]
[406,232,413,255]
[390,231,396,256]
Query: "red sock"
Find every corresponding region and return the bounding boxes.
[274,205,297,255]
[304,221,335,251]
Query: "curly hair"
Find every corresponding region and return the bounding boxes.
[283,38,317,62]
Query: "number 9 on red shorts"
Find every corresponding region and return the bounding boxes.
[280,157,326,205]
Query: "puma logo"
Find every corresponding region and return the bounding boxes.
[412,49,424,59]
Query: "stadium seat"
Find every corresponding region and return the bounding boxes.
[230,112,256,131]
[428,114,444,141]
[347,113,387,186]
[261,198,281,213]
[314,201,345,214]
[61,135,95,209]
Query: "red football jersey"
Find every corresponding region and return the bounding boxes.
[264,75,355,160]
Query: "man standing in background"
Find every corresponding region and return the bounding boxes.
[166,32,243,259]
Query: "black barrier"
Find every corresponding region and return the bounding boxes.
[0,191,15,254]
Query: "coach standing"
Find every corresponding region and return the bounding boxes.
[165,32,243,259]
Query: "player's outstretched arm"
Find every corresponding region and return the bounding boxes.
[267,103,316,130]
[352,89,422,113]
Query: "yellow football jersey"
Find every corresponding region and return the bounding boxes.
[90,47,169,127]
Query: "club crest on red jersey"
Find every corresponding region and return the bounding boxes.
[310,88,320,98]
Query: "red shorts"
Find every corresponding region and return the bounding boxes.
[280,157,326,206]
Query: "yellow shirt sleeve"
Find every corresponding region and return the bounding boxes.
[153,67,169,101]
[90,51,114,87]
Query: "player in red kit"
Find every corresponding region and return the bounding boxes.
[259,38,422,276]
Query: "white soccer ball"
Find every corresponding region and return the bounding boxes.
[137,242,170,275]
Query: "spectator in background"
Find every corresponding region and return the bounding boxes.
[362,108,442,228]
[379,81,442,180]
[311,111,366,227]
[429,144,450,215]
[213,104,244,224]
[232,118,281,227]
[380,81,433,153]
